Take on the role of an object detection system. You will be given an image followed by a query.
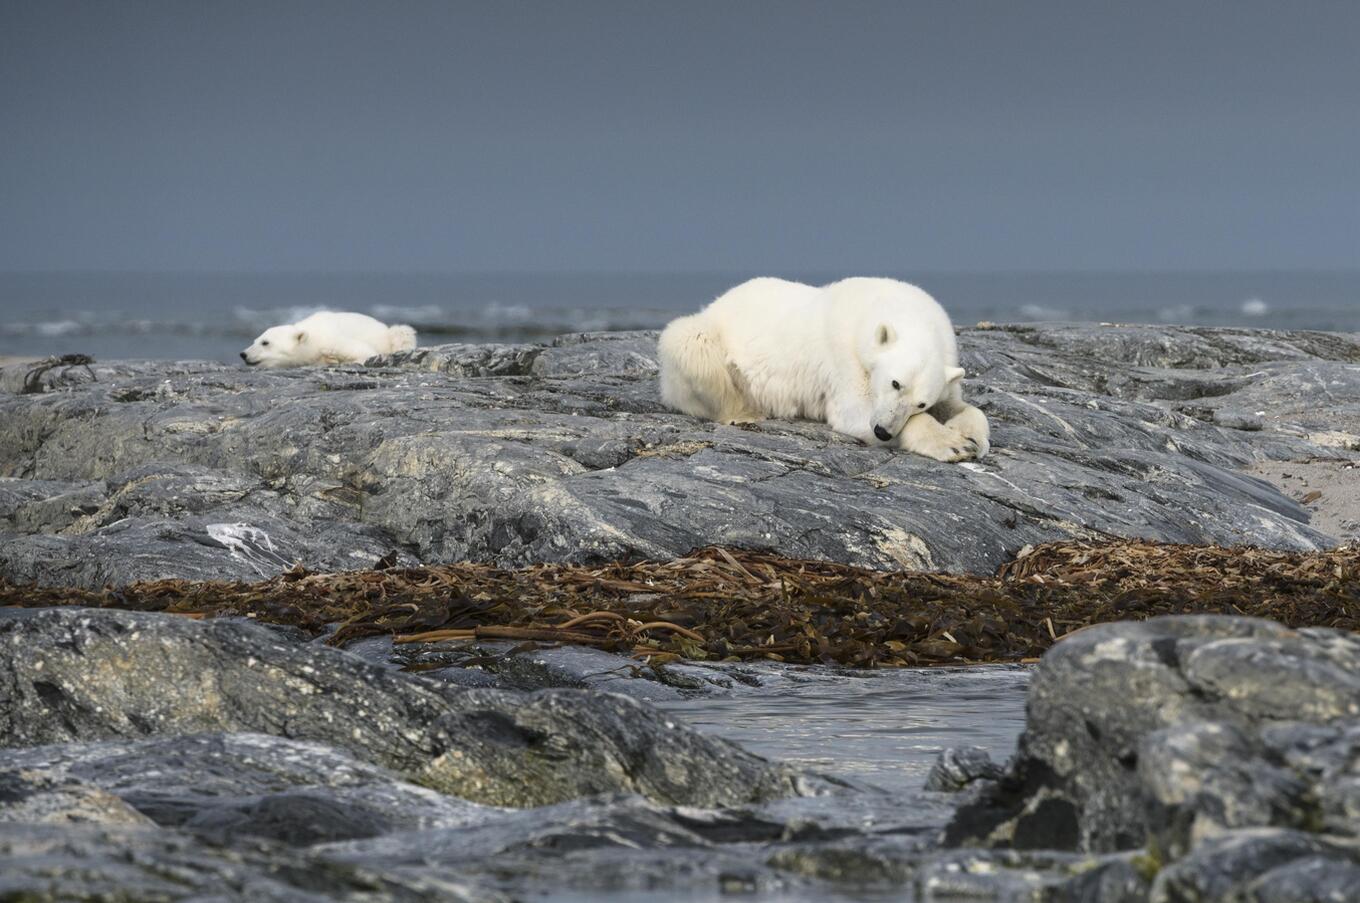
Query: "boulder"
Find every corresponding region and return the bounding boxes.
[947,615,1360,863]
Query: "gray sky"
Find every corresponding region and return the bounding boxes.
[2,1,1357,273]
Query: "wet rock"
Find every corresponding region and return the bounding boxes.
[0,822,499,902]
[2,323,1356,587]
[947,616,1360,859]
[0,608,802,808]
[923,746,1004,792]
[3,733,493,843]
[319,793,720,866]
[396,637,756,701]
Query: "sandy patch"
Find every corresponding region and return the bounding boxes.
[0,356,38,368]
[1247,459,1360,542]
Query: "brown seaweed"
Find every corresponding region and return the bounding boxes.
[3,540,1356,667]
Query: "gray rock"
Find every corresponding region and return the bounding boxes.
[1262,722,1360,839]
[0,769,153,827]
[0,478,106,534]
[1148,828,1360,903]
[1234,854,1360,903]
[2,323,1356,586]
[395,637,761,701]
[368,340,544,376]
[947,616,1360,858]
[0,822,500,902]
[1137,721,1313,858]
[3,733,493,843]
[0,608,802,808]
[924,746,1005,792]
[318,793,722,865]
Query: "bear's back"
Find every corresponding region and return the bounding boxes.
[701,278,827,349]
[821,278,957,362]
[297,310,388,339]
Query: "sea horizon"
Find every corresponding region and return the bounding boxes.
[2,268,1357,363]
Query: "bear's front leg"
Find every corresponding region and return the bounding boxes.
[943,405,990,460]
[929,383,990,460]
[899,411,978,462]
[824,393,877,445]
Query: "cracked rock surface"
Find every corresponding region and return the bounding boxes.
[3,323,1358,587]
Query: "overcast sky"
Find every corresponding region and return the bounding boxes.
[2,1,1357,273]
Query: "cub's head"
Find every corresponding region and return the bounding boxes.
[864,322,964,443]
[240,324,309,368]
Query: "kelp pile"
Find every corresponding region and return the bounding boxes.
[3,540,1357,667]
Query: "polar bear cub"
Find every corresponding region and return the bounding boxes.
[240,311,418,368]
[657,277,989,461]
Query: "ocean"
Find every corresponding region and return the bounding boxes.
[1,271,1356,364]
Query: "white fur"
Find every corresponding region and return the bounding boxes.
[240,312,418,369]
[657,277,989,462]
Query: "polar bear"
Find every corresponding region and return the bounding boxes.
[657,277,989,461]
[240,312,417,368]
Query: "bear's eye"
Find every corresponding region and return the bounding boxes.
[891,380,901,391]
[917,402,927,409]
[261,341,270,346]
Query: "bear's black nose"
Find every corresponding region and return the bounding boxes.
[239,352,248,361]
[873,425,892,442]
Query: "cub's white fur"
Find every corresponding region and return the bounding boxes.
[240,311,417,368]
[657,277,989,462]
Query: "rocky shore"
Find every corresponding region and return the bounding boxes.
[3,322,1359,900]
[5,607,1360,900]
[2,323,1358,586]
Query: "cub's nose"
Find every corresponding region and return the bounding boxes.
[873,425,892,442]
[239,352,248,361]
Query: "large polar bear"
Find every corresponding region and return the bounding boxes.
[240,311,417,368]
[657,277,989,462]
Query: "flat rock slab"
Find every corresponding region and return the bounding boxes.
[2,324,1358,586]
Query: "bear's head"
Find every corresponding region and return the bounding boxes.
[863,322,964,443]
[240,324,310,368]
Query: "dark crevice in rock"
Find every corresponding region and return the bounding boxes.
[1013,797,1081,850]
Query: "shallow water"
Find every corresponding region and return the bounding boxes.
[658,663,1030,793]
[534,664,1034,902]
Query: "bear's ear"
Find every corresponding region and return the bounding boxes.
[945,366,966,384]
[876,323,896,346]
[295,331,307,345]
